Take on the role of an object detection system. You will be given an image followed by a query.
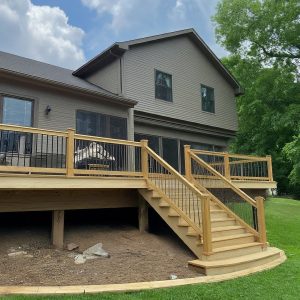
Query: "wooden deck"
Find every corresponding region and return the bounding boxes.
[0,174,147,190]
[0,123,283,277]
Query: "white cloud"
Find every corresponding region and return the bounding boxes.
[0,0,86,69]
[81,0,161,34]
[81,0,228,58]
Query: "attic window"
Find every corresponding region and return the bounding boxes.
[201,85,215,113]
[155,70,173,102]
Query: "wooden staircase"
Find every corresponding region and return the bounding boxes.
[138,145,285,276]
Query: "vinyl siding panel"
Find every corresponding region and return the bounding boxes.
[123,36,238,131]
[0,75,129,133]
[86,58,120,95]
[135,123,228,148]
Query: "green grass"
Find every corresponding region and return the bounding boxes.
[2,197,300,300]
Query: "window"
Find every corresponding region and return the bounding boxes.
[0,96,33,126]
[0,96,33,153]
[201,85,215,113]
[76,111,127,139]
[155,70,173,102]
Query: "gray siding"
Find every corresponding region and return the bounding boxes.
[86,58,121,95]
[123,36,238,131]
[135,123,228,148]
[0,74,129,133]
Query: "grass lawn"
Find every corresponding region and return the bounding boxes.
[3,197,300,300]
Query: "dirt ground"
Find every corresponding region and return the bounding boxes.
[0,210,201,286]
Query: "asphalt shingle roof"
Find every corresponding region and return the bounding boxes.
[0,51,136,106]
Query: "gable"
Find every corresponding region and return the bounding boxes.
[122,35,238,131]
[73,29,242,94]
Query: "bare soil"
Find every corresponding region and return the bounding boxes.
[0,217,200,286]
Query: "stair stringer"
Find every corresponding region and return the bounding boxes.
[138,187,203,258]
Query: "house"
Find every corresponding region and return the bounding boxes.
[0,29,283,276]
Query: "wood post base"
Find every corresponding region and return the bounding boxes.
[51,210,64,249]
[138,197,149,233]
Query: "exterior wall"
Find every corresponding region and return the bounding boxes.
[123,36,238,131]
[135,122,229,148]
[0,74,130,134]
[85,58,121,95]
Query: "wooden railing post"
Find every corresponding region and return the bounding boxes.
[201,195,213,256]
[224,152,230,180]
[140,140,149,179]
[255,196,267,247]
[266,155,273,181]
[66,128,75,177]
[184,145,192,181]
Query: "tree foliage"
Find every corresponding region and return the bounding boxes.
[214,0,300,68]
[214,0,300,196]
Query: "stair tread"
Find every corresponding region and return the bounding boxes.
[211,217,235,222]
[189,247,282,268]
[178,219,189,226]
[213,242,263,253]
[159,200,170,207]
[211,225,244,232]
[212,233,254,242]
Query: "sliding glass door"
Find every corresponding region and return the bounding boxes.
[76,110,127,139]
[162,137,179,170]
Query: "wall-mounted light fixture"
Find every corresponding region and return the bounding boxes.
[45,105,52,115]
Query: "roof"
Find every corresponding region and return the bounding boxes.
[0,51,137,107]
[73,28,243,95]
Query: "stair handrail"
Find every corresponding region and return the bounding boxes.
[142,143,213,255]
[144,145,208,199]
[187,148,267,246]
[189,151,257,207]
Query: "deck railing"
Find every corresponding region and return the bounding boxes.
[188,149,273,182]
[185,145,267,245]
[143,144,212,255]
[0,124,143,177]
[0,123,269,253]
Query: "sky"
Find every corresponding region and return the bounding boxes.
[0,0,227,70]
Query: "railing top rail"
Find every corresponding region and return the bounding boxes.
[75,133,142,147]
[190,152,257,207]
[0,123,142,147]
[0,123,68,137]
[145,145,207,199]
[190,148,269,161]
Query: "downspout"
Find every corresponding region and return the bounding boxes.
[109,50,123,95]
[109,50,134,142]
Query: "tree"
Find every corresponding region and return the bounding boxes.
[283,132,300,197]
[223,55,300,194]
[214,0,300,196]
[214,0,300,69]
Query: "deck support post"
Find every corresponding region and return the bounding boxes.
[224,152,230,180]
[138,196,149,233]
[184,145,192,181]
[201,196,213,256]
[66,128,75,177]
[255,196,267,247]
[266,155,273,181]
[52,210,65,249]
[141,140,149,179]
